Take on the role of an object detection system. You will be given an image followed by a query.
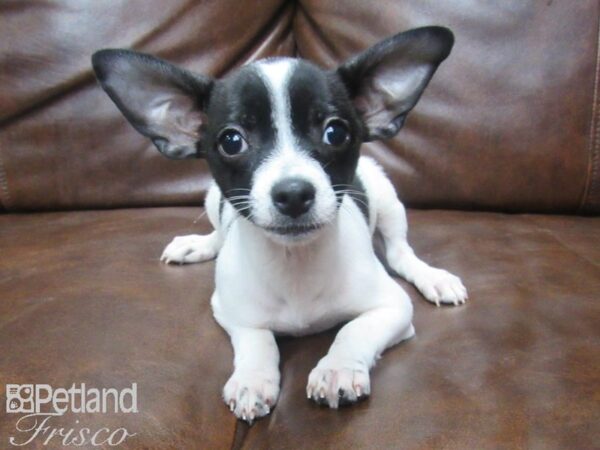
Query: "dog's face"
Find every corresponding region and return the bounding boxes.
[92,27,453,244]
[202,59,363,243]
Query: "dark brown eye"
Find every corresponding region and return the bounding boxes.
[218,129,248,157]
[322,119,349,147]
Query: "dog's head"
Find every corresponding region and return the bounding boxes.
[92,27,453,244]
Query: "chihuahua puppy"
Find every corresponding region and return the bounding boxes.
[92,26,466,424]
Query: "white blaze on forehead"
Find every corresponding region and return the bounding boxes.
[251,58,338,229]
[255,58,298,155]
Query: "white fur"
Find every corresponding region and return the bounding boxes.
[161,156,467,422]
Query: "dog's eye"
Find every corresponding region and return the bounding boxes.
[322,119,349,147]
[218,129,248,157]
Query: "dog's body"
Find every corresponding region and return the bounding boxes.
[92,27,467,424]
[178,156,413,337]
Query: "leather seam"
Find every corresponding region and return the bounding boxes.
[581,11,600,213]
[525,217,600,271]
[294,0,338,62]
[0,144,11,210]
[216,0,295,77]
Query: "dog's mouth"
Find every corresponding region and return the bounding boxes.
[263,222,325,237]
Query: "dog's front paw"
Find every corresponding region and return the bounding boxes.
[223,370,280,424]
[160,234,219,264]
[414,268,468,307]
[307,358,370,409]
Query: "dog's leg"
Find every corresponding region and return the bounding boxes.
[221,324,280,424]
[378,198,467,306]
[307,293,414,408]
[359,157,467,306]
[161,184,224,264]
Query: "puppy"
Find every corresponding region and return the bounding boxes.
[92,26,467,424]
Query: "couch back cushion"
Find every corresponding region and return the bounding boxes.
[0,0,598,213]
[0,0,294,211]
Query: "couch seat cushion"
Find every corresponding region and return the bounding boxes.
[0,208,598,449]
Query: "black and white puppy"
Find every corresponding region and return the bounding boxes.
[92,26,467,424]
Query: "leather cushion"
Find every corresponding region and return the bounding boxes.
[0,0,293,211]
[294,0,600,213]
[1,208,598,448]
[1,1,599,213]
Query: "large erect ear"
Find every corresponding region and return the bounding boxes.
[337,26,454,141]
[92,49,212,159]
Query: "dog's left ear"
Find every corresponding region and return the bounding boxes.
[92,49,213,159]
[337,26,454,141]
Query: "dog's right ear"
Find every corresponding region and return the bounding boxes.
[92,49,212,159]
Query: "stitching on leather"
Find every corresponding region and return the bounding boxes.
[295,0,337,63]
[0,145,11,210]
[582,13,600,213]
[526,216,600,270]
[216,1,295,77]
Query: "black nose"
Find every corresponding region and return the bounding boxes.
[271,178,316,218]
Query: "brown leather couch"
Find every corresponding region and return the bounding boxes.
[1,1,599,449]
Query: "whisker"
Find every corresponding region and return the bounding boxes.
[233,205,252,213]
[336,190,369,210]
[337,188,369,201]
[322,159,334,170]
[332,185,369,198]
[225,195,250,201]
[193,209,208,224]
[332,183,366,189]
[229,198,252,205]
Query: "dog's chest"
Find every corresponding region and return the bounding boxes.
[214,216,374,334]
[258,248,351,333]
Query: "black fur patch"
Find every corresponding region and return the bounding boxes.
[201,66,276,217]
[287,61,363,205]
